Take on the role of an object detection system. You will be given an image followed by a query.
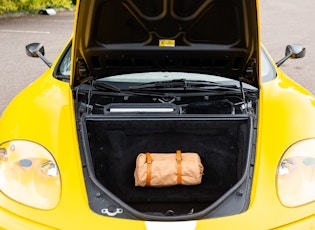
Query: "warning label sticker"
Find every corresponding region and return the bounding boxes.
[159,39,175,47]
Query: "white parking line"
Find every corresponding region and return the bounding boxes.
[0,29,50,34]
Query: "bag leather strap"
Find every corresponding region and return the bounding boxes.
[146,150,182,186]
[145,152,152,186]
[176,150,182,185]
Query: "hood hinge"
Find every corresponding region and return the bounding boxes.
[76,58,90,84]
[244,58,256,81]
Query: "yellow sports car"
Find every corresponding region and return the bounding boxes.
[1,0,315,229]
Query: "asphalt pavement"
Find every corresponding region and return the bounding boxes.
[1,0,315,115]
[0,10,74,114]
[260,0,315,94]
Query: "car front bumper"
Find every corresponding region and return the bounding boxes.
[1,204,315,230]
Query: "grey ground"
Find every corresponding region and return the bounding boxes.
[1,0,315,115]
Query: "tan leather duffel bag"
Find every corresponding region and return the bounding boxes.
[134,150,204,187]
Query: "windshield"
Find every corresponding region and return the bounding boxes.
[55,45,276,84]
[97,72,257,91]
[101,72,237,83]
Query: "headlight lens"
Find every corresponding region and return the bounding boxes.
[276,139,315,207]
[0,140,61,210]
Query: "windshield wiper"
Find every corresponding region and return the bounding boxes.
[92,80,167,97]
[93,80,122,93]
[92,79,257,99]
[129,79,244,92]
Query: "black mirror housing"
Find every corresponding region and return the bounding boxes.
[26,43,45,57]
[276,44,306,67]
[25,43,52,68]
[285,44,306,59]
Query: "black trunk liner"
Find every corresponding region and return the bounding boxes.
[84,117,249,213]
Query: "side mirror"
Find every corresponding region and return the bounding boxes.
[25,43,52,68]
[276,44,306,67]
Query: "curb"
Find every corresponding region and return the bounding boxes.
[0,7,75,19]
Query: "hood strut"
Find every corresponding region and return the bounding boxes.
[239,78,253,115]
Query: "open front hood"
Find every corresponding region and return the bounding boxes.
[72,0,260,87]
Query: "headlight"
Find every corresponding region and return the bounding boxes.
[276,139,315,207]
[0,140,61,210]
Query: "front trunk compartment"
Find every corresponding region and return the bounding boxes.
[80,113,254,220]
